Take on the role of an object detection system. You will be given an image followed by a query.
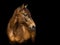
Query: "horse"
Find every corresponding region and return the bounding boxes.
[7,4,36,44]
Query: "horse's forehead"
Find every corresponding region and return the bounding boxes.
[23,8,31,16]
[17,7,31,17]
[24,8,29,12]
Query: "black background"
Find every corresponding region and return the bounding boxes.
[0,0,49,45]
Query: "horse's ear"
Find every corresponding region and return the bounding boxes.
[25,4,28,8]
[21,4,28,9]
[21,4,25,9]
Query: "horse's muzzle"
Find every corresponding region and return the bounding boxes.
[29,25,36,30]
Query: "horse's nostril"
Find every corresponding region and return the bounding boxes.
[29,26,36,30]
[32,26,36,29]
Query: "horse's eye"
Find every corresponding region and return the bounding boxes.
[24,14,27,16]
[22,13,27,16]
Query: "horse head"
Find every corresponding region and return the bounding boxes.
[14,4,36,30]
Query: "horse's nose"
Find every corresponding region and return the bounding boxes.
[32,26,36,29]
[31,25,36,30]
